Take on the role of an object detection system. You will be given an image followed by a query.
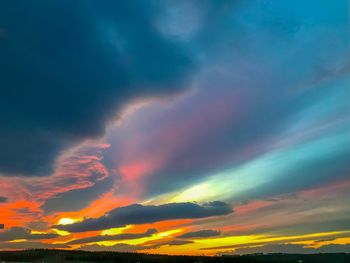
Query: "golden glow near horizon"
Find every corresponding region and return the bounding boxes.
[195,230,350,252]
[118,229,184,246]
[141,230,350,256]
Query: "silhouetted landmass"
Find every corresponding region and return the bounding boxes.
[0,249,349,263]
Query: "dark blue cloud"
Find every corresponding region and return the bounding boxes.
[0,0,194,176]
[54,201,232,232]
[78,239,194,252]
[178,229,220,239]
[0,196,7,203]
[0,227,58,241]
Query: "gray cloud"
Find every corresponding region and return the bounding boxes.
[78,238,193,252]
[68,228,157,245]
[0,196,7,203]
[178,229,220,239]
[54,201,232,232]
[41,175,114,214]
[0,0,194,176]
[225,243,350,255]
[0,241,70,250]
[166,239,194,246]
[0,227,58,241]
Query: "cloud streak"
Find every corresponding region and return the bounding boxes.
[55,201,232,232]
[0,227,58,241]
[68,228,157,245]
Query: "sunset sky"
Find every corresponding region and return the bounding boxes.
[0,0,349,255]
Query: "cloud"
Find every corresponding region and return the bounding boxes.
[0,1,349,256]
[226,242,350,255]
[54,201,232,232]
[0,196,7,203]
[68,228,157,245]
[166,239,194,246]
[78,238,193,252]
[27,222,50,232]
[41,175,114,214]
[0,227,58,241]
[178,229,220,239]
[0,0,194,177]
[232,218,350,238]
[316,243,350,253]
[0,241,70,250]
[101,0,350,202]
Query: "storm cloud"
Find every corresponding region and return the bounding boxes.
[55,201,232,232]
[0,0,194,176]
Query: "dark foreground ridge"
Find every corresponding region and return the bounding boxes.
[0,249,350,263]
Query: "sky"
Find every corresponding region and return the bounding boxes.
[0,0,349,256]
